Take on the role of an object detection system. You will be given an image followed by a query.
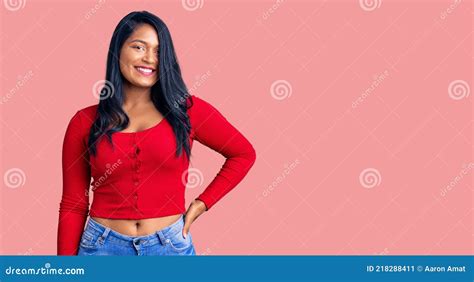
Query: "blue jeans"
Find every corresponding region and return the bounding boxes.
[78,214,196,256]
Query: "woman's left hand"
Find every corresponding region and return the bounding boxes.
[182,199,207,238]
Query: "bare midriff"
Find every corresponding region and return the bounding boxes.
[91,213,182,236]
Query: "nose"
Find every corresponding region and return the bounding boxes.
[142,49,157,65]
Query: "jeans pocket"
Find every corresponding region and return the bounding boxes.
[168,230,193,252]
[79,228,101,249]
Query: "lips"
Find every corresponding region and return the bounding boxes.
[135,66,156,77]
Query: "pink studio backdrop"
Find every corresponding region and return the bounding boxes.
[0,0,472,255]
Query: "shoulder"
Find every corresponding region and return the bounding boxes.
[186,95,233,138]
[186,94,220,118]
[75,104,98,125]
[186,94,203,109]
[77,104,98,119]
[67,104,98,132]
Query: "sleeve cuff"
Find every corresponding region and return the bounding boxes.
[195,197,210,211]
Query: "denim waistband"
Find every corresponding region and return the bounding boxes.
[85,213,185,247]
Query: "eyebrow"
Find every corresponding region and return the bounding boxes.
[129,39,159,48]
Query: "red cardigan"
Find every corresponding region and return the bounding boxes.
[57,95,256,255]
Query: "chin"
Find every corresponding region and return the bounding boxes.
[130,79,157,88]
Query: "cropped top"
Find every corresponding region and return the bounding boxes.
[57,95,256,255]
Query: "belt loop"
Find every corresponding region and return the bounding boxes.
[99,227,111,244]
[156,231,167,246]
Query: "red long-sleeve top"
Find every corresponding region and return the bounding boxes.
[57,95,256,255]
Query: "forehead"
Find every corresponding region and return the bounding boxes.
[127,24,159,46]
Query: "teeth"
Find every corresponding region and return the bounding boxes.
[137,67,153,73]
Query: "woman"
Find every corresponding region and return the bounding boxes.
[57,11,256,256]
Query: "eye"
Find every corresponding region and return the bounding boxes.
[132,45,145,51]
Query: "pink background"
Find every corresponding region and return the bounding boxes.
[0,0,472,255]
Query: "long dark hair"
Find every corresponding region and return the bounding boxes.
[88,11,192,160]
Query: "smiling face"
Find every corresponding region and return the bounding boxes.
[119,23,159,88]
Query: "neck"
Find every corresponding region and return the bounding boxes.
[122,82,152,108]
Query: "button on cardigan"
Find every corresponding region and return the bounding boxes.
[57,95,256,255]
